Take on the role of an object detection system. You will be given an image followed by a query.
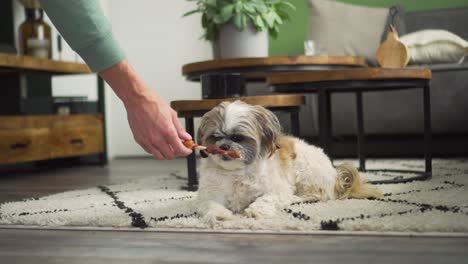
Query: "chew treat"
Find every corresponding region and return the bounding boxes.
[182,140,207,150]
[225,150,242,159]
[183,140,241,159]
[206,146,241,159]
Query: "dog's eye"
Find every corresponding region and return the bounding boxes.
[230,135,244,142]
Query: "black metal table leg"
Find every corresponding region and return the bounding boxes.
[423,84,432,177]
[356,91,366,171]
[318,89,333,157]
[290,108,300,137]
[185,116,198,191]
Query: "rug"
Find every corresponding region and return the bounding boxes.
[1,159,467,233]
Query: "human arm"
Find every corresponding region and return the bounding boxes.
[100,59,192,159]
[39,0,192,159]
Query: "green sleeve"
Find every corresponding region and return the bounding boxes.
[40,0,125,72]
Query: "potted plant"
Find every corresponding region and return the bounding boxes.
[184,0,295,59]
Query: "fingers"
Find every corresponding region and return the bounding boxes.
[166,126,192,157]
[141,130,188,159]
[151,149,164,160]
[135,138,166,160]
[139,142,153,155]
[172,112,192,141]
[155,139,176,160]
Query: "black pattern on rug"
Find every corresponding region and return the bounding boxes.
[98,185,149,229]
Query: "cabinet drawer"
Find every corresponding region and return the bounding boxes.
[50,124,103,158]
[0,128,51,164]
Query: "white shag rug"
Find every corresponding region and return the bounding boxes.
[1,159,467,233]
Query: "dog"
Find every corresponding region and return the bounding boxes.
[196,101,382,223]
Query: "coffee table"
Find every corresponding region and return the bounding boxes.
[182,55,366,85]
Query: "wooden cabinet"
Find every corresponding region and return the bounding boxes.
[0,115,103,165]
[0,52,107,165]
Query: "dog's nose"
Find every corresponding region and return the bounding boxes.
[219,144,230,150]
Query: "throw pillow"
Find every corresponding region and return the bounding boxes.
[400,29,468,64]
[307,0,405,65]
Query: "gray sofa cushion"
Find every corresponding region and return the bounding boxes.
[307,0,405,65]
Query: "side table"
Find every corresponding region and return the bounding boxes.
[268,68,432,184]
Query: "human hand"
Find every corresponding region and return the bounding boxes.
[100,59,192,160]
[124,91,192,160]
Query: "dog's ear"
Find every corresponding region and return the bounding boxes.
[196,117,206,145]
[196,119,210,158]
[252,105,282,157]
[196,102,228,145]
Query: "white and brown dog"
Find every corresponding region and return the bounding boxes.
[196,101,381,223]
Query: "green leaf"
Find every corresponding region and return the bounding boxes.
[213,14,224,24]
[241,12,247,28]
[233,13,246,31]
[262,12,275,28]
[205,7,216,19]
[278,1,296,11]
[201,13,209,28]
[205,0,217,7]
[221,4,235,15]
[205,23,218,41]
[255,14,265,29]
[252,2,268,13]
[243,3,256,13]
[276,9,290,20]
[235,1,243,13]
[274,25,280,33]
[220,4,235,22]
[182,9,200,17]
[272,12,282,24]
[270,28,278,38]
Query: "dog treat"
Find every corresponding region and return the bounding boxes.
[205,146,241,159]
[183,140,241,158]
[182,140,206,150]
[225,150,241,159]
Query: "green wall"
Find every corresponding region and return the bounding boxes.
[269,0,468,56]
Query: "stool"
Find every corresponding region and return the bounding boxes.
[267,68,432,184]
[171,95,305,191]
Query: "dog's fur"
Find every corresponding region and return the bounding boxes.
[196,101,382,222]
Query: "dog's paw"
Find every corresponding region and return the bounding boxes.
[243,207,275,219]
[202,207,234,224]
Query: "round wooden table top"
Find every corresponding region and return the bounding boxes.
[182,55,366,81]
[267,68,432,85]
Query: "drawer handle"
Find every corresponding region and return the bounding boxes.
[69,138,85,147]
[10,140,31,150]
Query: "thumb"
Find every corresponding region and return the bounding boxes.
[172,112,192,140]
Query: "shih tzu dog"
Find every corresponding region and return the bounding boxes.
[196,101,382,223]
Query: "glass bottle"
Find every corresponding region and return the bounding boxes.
[19,7,52,59]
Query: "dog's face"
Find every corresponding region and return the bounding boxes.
[197,101,282,170]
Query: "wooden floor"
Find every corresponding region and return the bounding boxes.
[1,158,467,263]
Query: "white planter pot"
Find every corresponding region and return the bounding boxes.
[213,23,268,59]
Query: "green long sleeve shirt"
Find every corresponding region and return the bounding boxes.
[40,0,125,72]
